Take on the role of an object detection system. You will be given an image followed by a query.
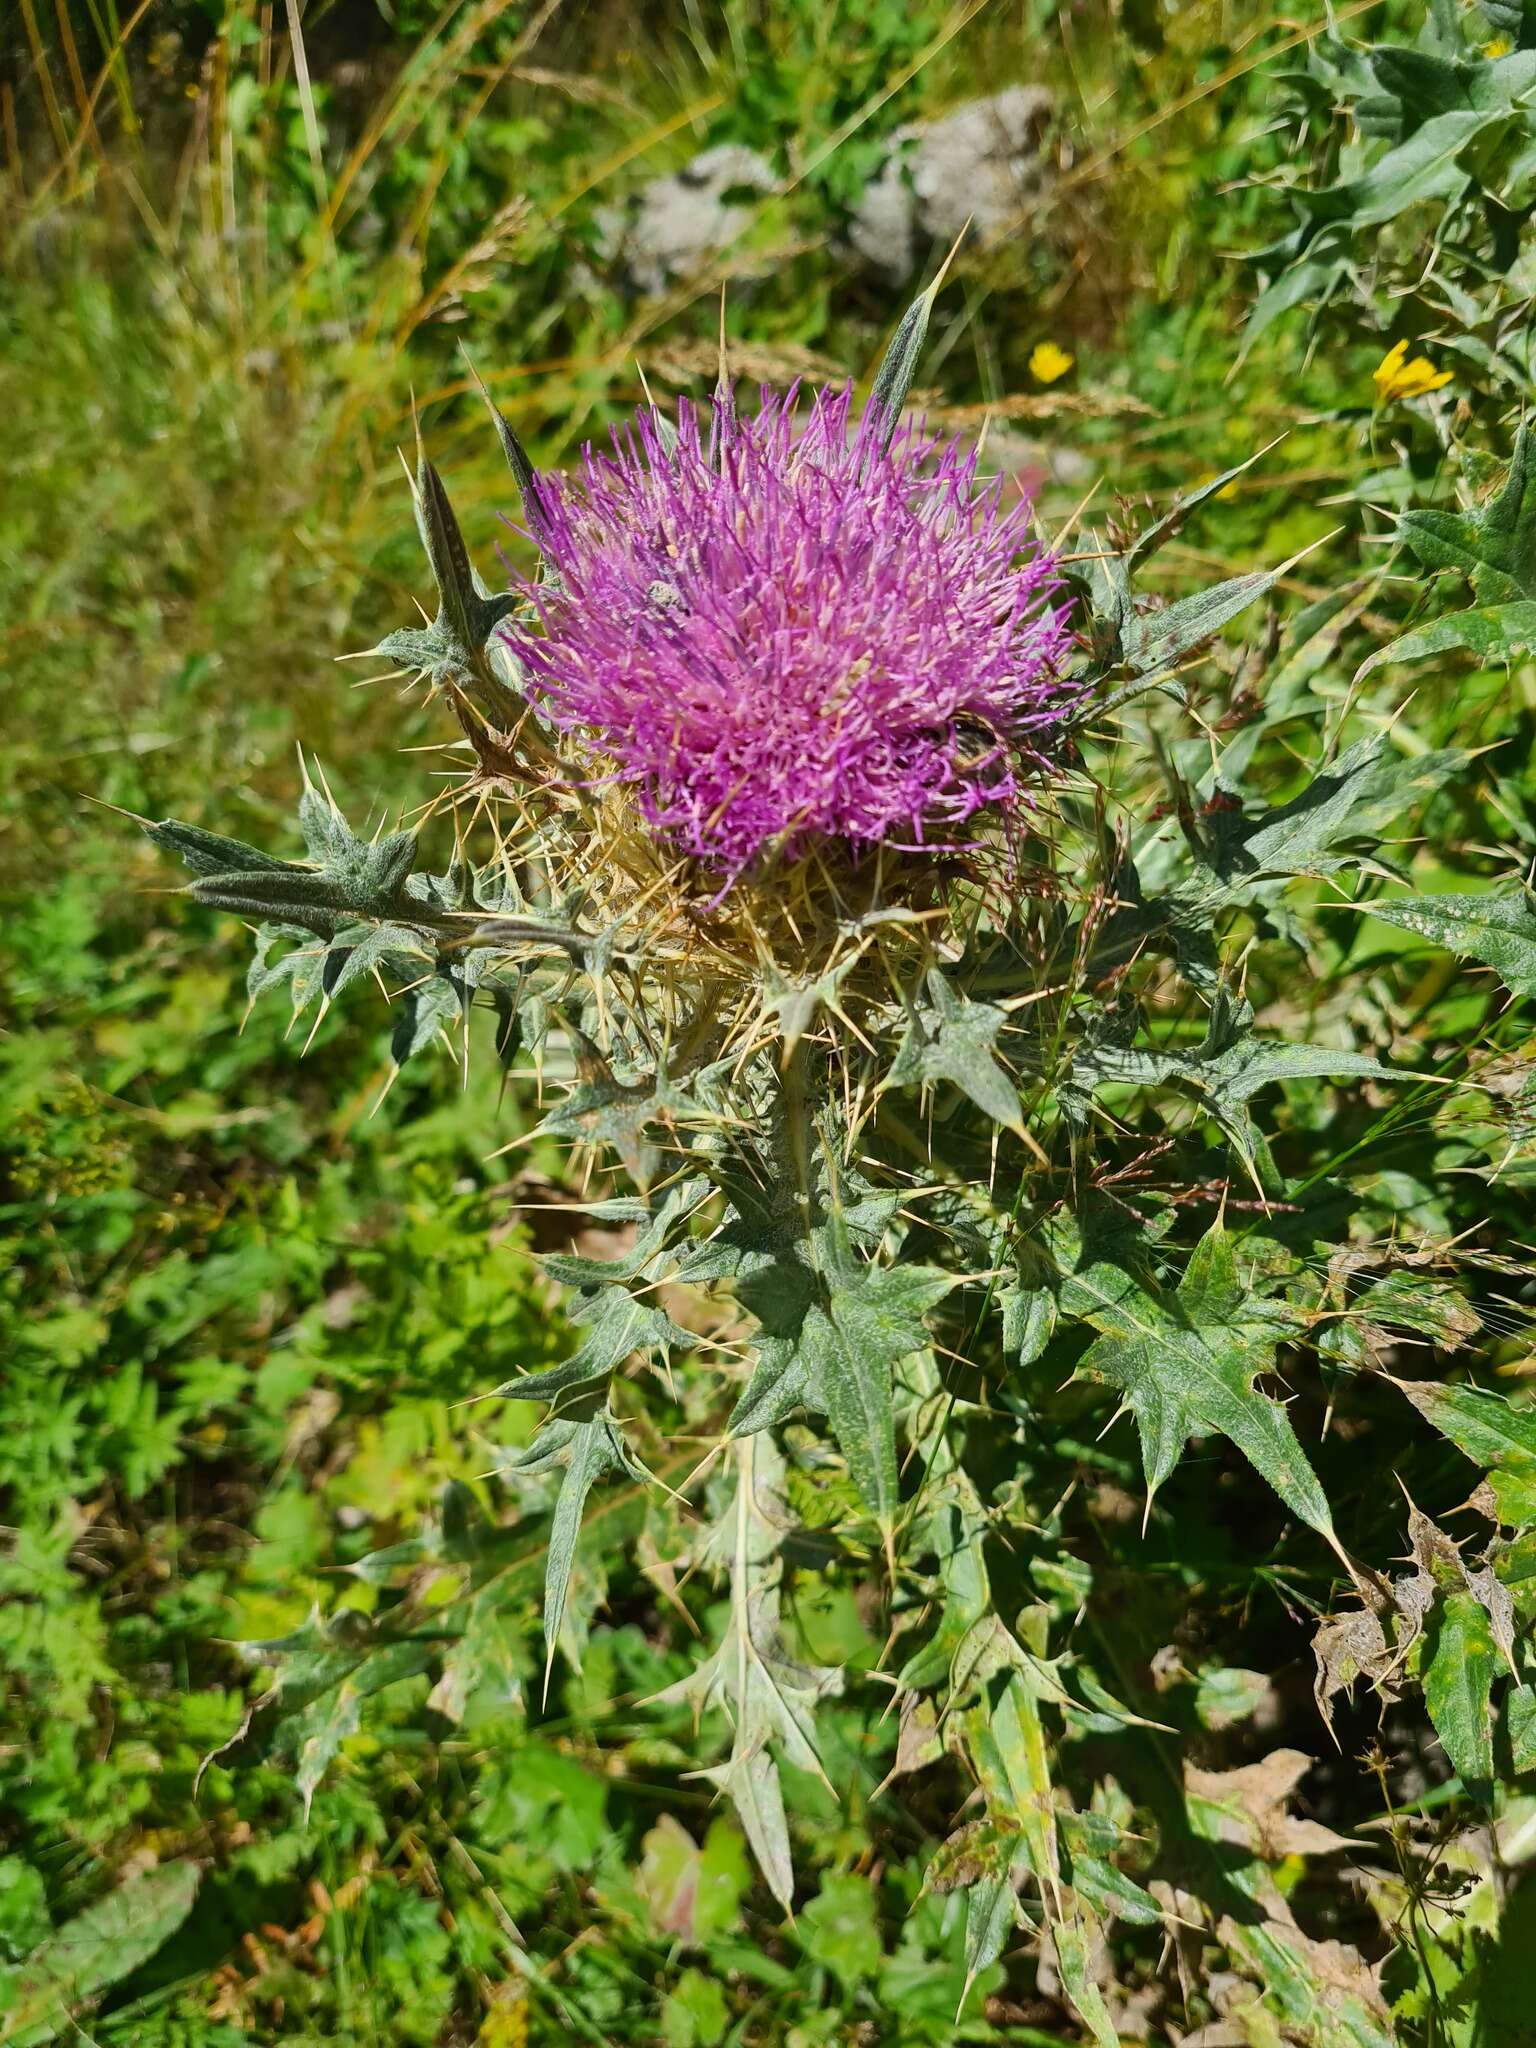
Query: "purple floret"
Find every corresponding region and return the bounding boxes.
[502,383,1076,884]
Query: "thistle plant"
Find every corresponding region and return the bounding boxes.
[148,274,1536,2039]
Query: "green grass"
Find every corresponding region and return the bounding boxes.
[5,3,1536,2044]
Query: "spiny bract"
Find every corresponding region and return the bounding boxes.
[501,382,1076,886]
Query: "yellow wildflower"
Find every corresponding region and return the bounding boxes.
[1372,338,1453,403]
[1485,36,1514,57]
[1028,340,1075,384]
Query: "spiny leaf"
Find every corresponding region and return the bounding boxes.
[2,1863,200,2048]
[863,285,938,455]
[1070,987,1393,1193]
[1397,424,1536,603]
[1112,564,1286,684]
[1125,439,1281,570]
[463,348,547,539]
[497,1408,649,1682]
[1051,1917,1120,2048]
[817,1264,953,1527]
[1073,1222,1334,1535]
[1345,886,1536,999]
[389,972,464,1069]
[862,229,963,456]
[147,818,293,877]
[1205,736,1468,891]
[664,1439,840,1909]
[964,1671,1059,1903]
[886,971,1024,1133]
[490,1287,694,1416]
[1297,107,1487,231]
[698,1749,793,1911]
[1357,598,1536,675]
[731,1261,950,1527]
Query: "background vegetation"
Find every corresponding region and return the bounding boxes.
[4,1,1536,2042]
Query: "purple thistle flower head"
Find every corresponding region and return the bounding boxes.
[503,383,1077,886]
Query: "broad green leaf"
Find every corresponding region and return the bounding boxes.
[1397,425,1536,603]
[1358,599,1536,675]
[1246,250,1350,340]
[1396,1377,1536,1527]
[1347,888,1536,998]
[2,1863,199,2047]
[1510,1684,1536,1773]
[1298,108,1487,230]
[798,1872,883,1990]
[1393,1376,1536,1467]
[964,1672,1058,1897]
[1058,1813,1161,1927]
[961,1874,1019,2005]
[1074,1223,1334,1535]
[922,1819,1023,2009]
[1422,1586,1498,1798]
[1002,1283,1057,1368]
[638,1816,748,1946]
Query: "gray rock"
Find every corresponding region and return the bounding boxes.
[848,87,1053,280]
[594,143,776,297]
[593,89,1053,300]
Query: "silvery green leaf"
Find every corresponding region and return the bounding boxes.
[1125,441,1280,570]
[463,350,546,537]
[1396,423,1536,603]
[321,922,432,1001]
[863,237,966,459]
[390,973,464,1068]
[499,1407,650,1681]
[699,1749,793,1911]
[1073,1221,1334,1535]
[1357,599,1536,674]
[148,818,292,877]
[1345,886,1536,999]
[864,284,937,456]
[886,971,1023,1133]
[490,1288,693,1413]
[3,1863,201,2047]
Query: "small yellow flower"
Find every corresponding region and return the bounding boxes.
[1485,35,1514,57]
[1372,338,1453,403]
[1029,340,1075,384]
[1196,469,1240,502]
